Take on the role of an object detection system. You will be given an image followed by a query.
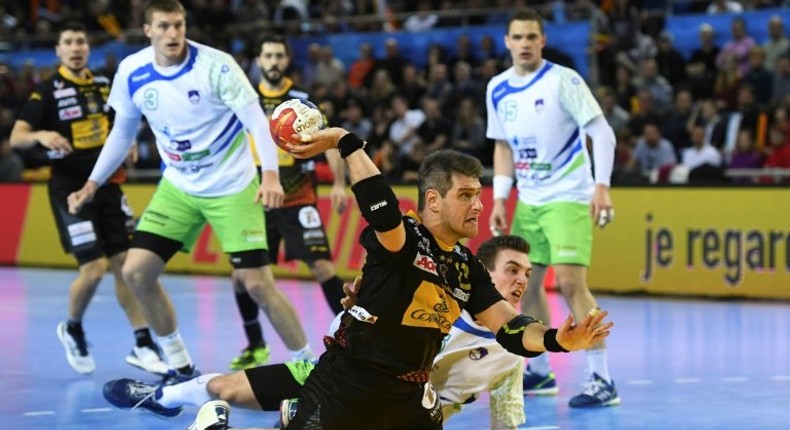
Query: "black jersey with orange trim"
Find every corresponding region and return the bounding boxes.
[328,212,505,383]
[16,66,124,183]
[255,77,316,207]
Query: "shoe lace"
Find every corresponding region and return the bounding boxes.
[127,382,157,409]
[580,374,610,399]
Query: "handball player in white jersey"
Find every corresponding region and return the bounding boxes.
[68,0,313,382]
[486,9,620,408]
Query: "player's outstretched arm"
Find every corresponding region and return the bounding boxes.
[288,129,405,252]
[476,301,613,356]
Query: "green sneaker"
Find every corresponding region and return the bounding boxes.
[229,345,270,370]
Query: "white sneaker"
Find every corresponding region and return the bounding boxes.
[187,400,231,430]
[126,345,169,375]
[56,321,95,375]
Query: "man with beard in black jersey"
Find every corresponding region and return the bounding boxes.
[268,128,614,430]
[9,21,166,376]
[228,34,347,371]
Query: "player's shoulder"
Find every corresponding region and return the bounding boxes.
[190,40,237,68]
[286,85,310,101]
[116,46,154,76]
[549,62,586,85]
[486,67,515,90]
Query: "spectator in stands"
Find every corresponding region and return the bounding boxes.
[706,0,744,14]
[713,51,742,111]
[301,43,321,89]
[762,15,789,72]
[682,124,722,170]
[687,23,720,99]
[614,65,638,113]
[426,43,447,70]
[598,86,631,136]
[378,38,406,86]
[388,94,426,163]
[314,45,346,88]
[743,46,773,107]
[450,35,480,71]
[368,69,396,108]
[445,61,483,115]
[341,100,372,142]
[450,97,487,162]
[632,58,674,114]
[717,17,755,77]
[731,85,768,155]
[691,99,728,150]
[403,0,438,33]
[728,128,763,183]
[347,43,375,90]
[655,31,687,88]
[662,89,695,158]
[628,89,665,137]
[417,96,452,154]
[424,63,453,108]
[763,106,790,183]
[399,63,427,108]
[772,54,790,106]
[627,121,677,178]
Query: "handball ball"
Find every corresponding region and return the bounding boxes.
[269,99,325,149]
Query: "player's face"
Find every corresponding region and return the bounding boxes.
[439,173,484,240]
[56,30,89,73]
[258,43,289,85]
[505,20,546,74]
[489,249,531,308]
[144,11,187,66]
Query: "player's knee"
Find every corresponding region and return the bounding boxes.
[78,259,107,286]
[555,275,586,298]
[309,259,335,281]
[121,263,154,291]
[207,375,240,403]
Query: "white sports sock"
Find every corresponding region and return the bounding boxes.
[586,349,611,383]
[157,373,221,408]
[527,353,552,376]
[157,330,193,371]
[290,344,315,361]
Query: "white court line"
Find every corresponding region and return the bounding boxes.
[674,378,701,383]
[722,377,748,382]
[81,408,113,413]
[24,411,54,416]
[771,375,790,381]
[625,379,654,385]
[520,426,560,430]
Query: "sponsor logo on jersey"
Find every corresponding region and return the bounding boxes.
[189,162,214,172]
[169,140,192,151]
[451,288,470,302]
[298,206,323,229]
[188,89,200,104]
[468,347,489,361]
[348,305,378,324]
[182,149,210,162]
[164,151,182,161]
[414,253,438,276]
[58,105,83,120]
[402,282,460,333]
[53,87,77,99]
[57,97,78,108]
[131,72,151,82]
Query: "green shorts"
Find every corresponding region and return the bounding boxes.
[510,201,592,267]
[136,177,268,253]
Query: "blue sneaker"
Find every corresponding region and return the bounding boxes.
[569,372,621,408]
[160,367,201,385]
[102,378,183,418]
[522,365,558,396]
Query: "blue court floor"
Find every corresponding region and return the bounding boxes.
[1,267,788,430]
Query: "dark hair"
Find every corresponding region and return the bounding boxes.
[507,9,545,35]
[417,149,482,211]
[257,33,291,57]
[57,21,87,40]
[145,0,186,24]
[477,235,531,271]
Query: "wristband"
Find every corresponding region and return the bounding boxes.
[543,328,569,353]
[338,132,366,159]
[492,175,513,200]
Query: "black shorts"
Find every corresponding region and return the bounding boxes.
[48,179,134,265]
[245,363,304,411]
[285,351,443,430]
[266,204,332,264]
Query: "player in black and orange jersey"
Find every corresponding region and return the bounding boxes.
[9,22,166,376]
[229,34,348,371]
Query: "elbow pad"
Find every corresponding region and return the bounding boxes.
[495,314,542,358]
[351,174,402,232]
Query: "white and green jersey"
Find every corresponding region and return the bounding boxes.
[109,41,258,197]
[486,61,602,205]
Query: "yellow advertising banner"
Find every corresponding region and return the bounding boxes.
[588,188,790,299]
[13,184,790,299]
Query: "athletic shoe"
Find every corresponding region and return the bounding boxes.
[568,372,621,408]
[56,321,95,375]
[126,344,169,375]
[279,398,298,428]
[102,378,183,418]
[229,345,270,370]
[160,366,202,386]
[187,400,231,430]
[522,365,558,395]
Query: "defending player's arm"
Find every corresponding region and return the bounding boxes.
[234,100,284,208]
[67,113,140,214]
[325,148,348,214]
[475,300,612,357]
[286,128,406,252]
[490,141,514,234]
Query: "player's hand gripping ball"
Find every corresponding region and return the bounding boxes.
[269,99,325,150]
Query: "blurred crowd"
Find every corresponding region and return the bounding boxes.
[2,0,790,184]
